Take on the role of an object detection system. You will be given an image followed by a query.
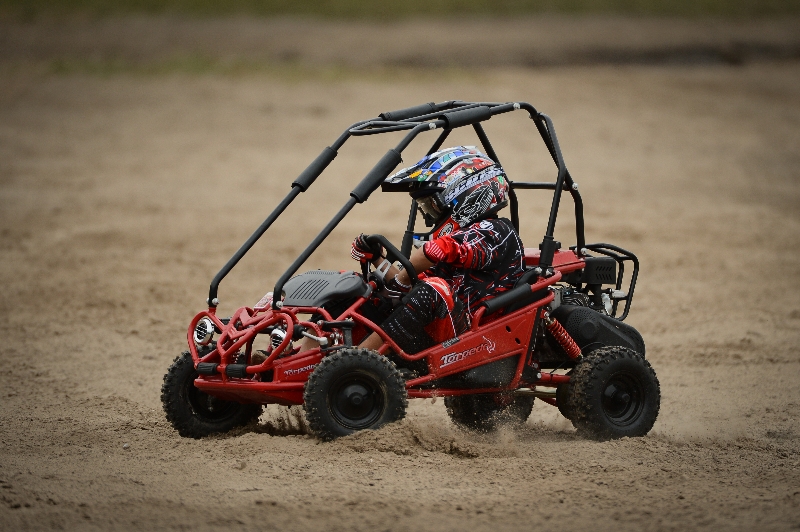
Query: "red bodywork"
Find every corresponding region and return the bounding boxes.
[189,248,584,405]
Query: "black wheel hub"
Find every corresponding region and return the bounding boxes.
[601,373,643,426]
[329,372,385,430]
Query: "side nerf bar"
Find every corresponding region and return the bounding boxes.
[482,271,562,315]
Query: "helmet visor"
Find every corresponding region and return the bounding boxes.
[416,195,442,218]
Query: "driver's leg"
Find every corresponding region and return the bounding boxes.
[359,282,441,354]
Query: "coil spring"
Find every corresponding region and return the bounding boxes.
[544,312,582,359]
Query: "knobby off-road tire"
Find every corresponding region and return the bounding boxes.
[444,393,535,432]
[556,381,574,421]
[568,346,660,439]
[303,348,407,441]
[161,351,262,438]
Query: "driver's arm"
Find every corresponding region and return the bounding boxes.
[370,246,433,288]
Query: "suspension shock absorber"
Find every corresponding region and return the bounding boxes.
[542,311,582,359]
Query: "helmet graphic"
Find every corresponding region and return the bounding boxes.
[440,163,509,226]
[385,146,509,227]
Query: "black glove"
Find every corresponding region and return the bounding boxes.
[351,234,383,263]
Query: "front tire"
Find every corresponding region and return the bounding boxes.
[444,393,534,432]
[568,346,660,439]
[303,348,407,440]
[161,351,262,438]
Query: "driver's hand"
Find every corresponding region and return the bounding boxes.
[351,234,383,263]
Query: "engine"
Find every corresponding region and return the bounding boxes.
[534,286,645,368]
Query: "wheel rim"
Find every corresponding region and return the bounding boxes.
[186,376,240,422]
[328,370,385,430]
[601,372,644,427]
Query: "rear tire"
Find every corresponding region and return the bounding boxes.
[304,348,407,441]
[161,351,262,438]
[556,381,574,421]
[445,393,534,432]
[568,346,659,439]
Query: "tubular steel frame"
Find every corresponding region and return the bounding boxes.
[190,100,637,406]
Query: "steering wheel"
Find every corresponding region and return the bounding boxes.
[360,234,418,287]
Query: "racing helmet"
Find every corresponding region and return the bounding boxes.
[385,146,510,227]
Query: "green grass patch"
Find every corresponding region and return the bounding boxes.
[3,0,800,19]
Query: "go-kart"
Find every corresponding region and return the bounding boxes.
[161,100,660,440]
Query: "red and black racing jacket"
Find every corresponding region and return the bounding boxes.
[421,217,525,315]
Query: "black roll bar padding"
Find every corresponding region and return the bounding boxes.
[292,146,337,191]
[204,117,379,306]
[443,106,492,129]
[207,185,303,305]
[482,283,543,315]
[351,148,403,203]
[272,123,434,308]
[365,234,418,284]
[380,102,438,122]
[395,101,478,124]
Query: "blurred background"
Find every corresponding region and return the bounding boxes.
[3,0,800,17]
[2,0,799,73]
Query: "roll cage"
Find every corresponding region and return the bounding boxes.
[207,100,639,320]
[205,100,635,319]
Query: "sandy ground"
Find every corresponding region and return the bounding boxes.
[1,16,800,531]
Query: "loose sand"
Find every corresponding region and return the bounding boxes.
[1,17,799,531]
